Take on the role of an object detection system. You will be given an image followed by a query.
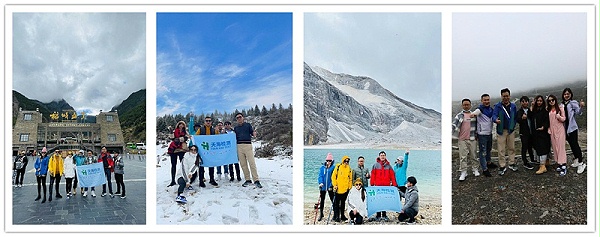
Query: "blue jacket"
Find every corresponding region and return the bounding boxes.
[318,162,335,191]
[492,101,517,135]
[73,154,86,166]
[34,155,49,176]
[393,152,410,186]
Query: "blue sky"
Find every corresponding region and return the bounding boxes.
[156,13,293,116]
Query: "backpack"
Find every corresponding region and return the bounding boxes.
[15,156,25,170]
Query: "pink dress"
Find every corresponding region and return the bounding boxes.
[548,105,567,164]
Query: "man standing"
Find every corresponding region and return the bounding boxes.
[196,116,218,187]
[492,88,518,176]
[370,151,397,222]
[352,156,370,188]
[452,99,479,181]
[516,96,535,170]
[98,146,115,198]
[234,113,261,188]
[472,94,497,177]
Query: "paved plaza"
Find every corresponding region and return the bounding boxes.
[11,154,146,225]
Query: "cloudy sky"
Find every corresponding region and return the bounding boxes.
[12,13,146,115]
[305,13,441,112]
[156,13,293,116]
[453,13,587,101]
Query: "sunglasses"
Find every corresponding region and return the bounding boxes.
[236,116,242,119]
[355,184,362,186]
[548,99,555,102]
[326,160,332,162]
[205,120,212,122]
[190,149,197,151]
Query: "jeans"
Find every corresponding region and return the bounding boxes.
[398,207,418,223]
[115,173,125,196]
[478,134,492,170]
[102,168,113,194]
[566,129,583,163]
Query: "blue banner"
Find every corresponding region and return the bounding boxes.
[365,186,402,217]
[191,133,238,167]
[76,163,106,187]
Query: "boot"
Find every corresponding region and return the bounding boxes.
[35,195,41,201]
[535,164,547,175]
[318,210,324,221]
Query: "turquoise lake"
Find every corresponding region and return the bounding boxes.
[304,149,441,205]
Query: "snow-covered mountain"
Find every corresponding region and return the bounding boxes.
[304,63,441,149]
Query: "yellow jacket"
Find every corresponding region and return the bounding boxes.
[331,163,353,194]
[48,153,64,176]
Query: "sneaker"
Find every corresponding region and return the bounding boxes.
[523,162,534,170]
[120,195,126,199]
[407,221,416,225]
[254,181,263,188]
[56,194,63,199]
[101,192,107,197]
[216,174,221,181]
[556,166,563,172]
[571,160,581,168]
[115,192,121,195]
[66,195,70,199]
[91,191,97,197]
[487,162,498,169]
[382,216,390,222]
[167,182,176,187]
[187,186,194,191]
[508,164,518,172]
[209,180,219,187]
[229,177,234,182]
[458,171,467,181]
[559,167,567,177]
[175,195,187,204]
[83,191,88,197]
[242,180,253,187]
[577,163,586,174]
[199,182,206,188]
[473,169,480,177]
[483,170,492,177]
[237,177,242,182]
[498,167,507,176]
[110,194,115,198]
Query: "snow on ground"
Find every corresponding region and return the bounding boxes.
[156,143,293,225]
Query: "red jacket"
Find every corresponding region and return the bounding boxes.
[98,152,114,172]
[370,159,397,186]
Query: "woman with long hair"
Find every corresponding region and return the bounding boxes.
[562,88,586,174]
[547,94,567,176]
[530,95,551,174]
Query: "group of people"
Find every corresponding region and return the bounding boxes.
[25,146,126,203]
[317,150,420,225]
[453,87,586,181]
[166,112,261,204]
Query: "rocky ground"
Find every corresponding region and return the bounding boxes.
[451,134,588,225]
[303,202,442,225]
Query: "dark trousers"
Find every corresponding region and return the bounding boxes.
[73,174,78,190]
[15,168,26,185]
[49,175,61,197]
[115,173,125,196]
[177,177,187,195]
[36,175,47,198]
[228,163,241,179]
[398,207,418,223]
[200,166,216,182]
[319,189,334,215]
[520,134,535,163]
[349,211,364,224]
[333,191,349,220]
[376,211,388,218]
[169,152,184,184]
[566,129,583,162]
[65,177,73,194]
[102,168,113,194]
